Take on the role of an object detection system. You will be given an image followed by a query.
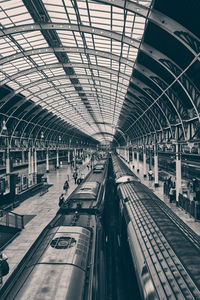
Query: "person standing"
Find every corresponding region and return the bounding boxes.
[73,171,78,184]
[148,169,153,180]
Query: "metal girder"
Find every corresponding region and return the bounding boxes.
[120,94,155,133]
[90,122,128,144]
[174,31,200,54]
[0,47,133,68]
[0,74,126,110]
[10,104,42,143]
[119,110,148,138]
[94,1,200,57]
[39,119,69,143]
[127,85,163,130]
[28,117,66,144]
[1,62,130,86]
[150,10,200,57]
[134,63,185,123]
[25,84,125,108]
[33,87,125,107]
[0,23,140,49]
[18,110,58,145]
[129,77,170,128]
[93,0,150,18]
[140,43,200,121]
[4,98,26,116]
[159,59,200,110]
[122,98,156,133]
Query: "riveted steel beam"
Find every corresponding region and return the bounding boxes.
[121,94,155,133]
[0,47,133,67]
[125,51,200,134]
[140,43,200,121]
[93,1,200,56]
[134,63,185,122]
[0,23,140,49]
[127,85,163,130]
[119,106,149,136]
[129,76,170,129]
[1,62,130,86]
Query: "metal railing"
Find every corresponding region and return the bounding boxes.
[0,211,24,229]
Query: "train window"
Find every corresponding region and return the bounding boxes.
[50,237,76,249]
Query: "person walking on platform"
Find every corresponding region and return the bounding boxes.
[73,171,78,184]
[63,180,69,192]
[59,194,65,207]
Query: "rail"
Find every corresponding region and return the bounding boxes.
[0,211,24,230]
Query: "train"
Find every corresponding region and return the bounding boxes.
[0,158,108,300]
[60,159,108,215]
[112,154,156,300]
[112,153,200,300]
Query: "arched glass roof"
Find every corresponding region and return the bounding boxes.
[0,0,152,143]
[1,0,200,146]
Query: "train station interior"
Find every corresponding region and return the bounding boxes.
[0,0,200,299]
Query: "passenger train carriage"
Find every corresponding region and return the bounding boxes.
[112,154,140,183]
[0,213,106,300]
[61,158,108,214]
[0,158,108,300]
[112,153,200,300]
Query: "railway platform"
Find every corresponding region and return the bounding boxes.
[0,158,91,288]
[123,157,200,236]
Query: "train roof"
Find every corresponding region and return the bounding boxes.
[112,154,139,183]
[14,226,92,300]
[70,181,100,200]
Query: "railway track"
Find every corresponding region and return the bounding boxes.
[121,183,200,300]
[142,184,200,250]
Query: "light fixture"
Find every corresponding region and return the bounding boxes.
[59,136,61,141]
[41,131,44,139]
[2,120,7,131]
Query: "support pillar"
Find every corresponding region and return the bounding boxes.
[68,150,70,164]
[56,150,59,168]
[149,147,153,170]
[136,150,139,172]
[6,148,10,174]
[143,146,147,177]
[74,148,76,168]
[46,149,49,173]
[31,148,34,174]
[34,149,37,174]
[132,148,135,168]
[28,148,31,175]
[154,144,159,187]
[176,143,182,205]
